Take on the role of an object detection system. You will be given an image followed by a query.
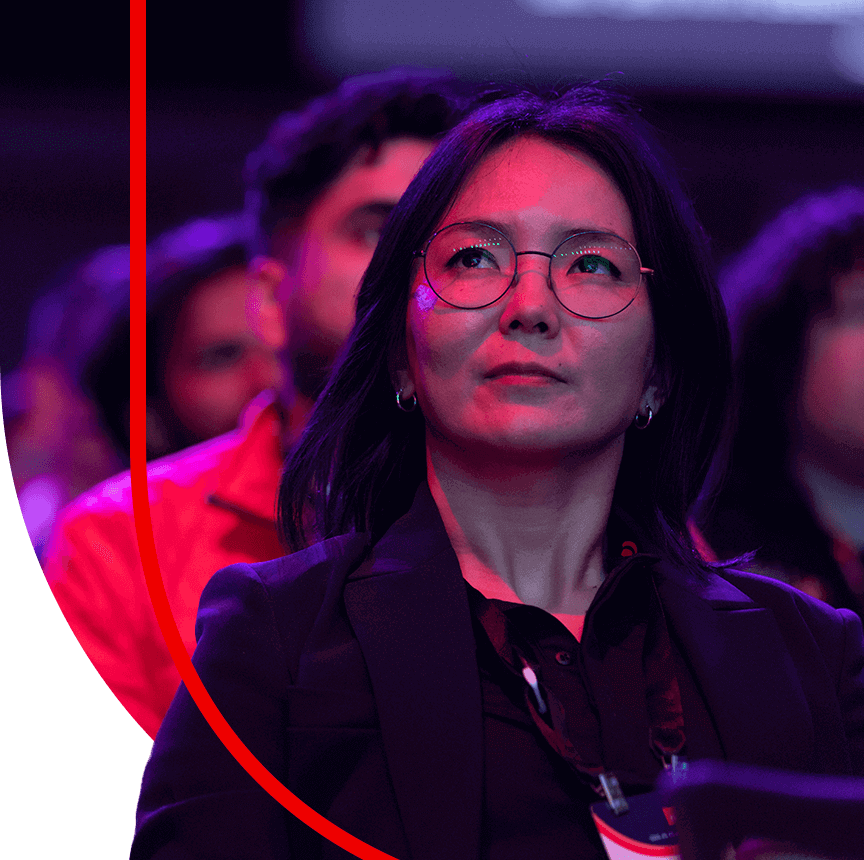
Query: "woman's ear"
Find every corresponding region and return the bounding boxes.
[390,341,415,398]
[393,367,415,399]
[643,361,672,417]
[643,384,664,418]
[388,318,416,399]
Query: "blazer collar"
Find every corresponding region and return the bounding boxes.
[654,561,816,771]
[343,484,483,860]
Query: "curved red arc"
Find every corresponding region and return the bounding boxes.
[128,5,396,857]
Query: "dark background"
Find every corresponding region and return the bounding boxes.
[6,0,864,857]
[2,0,863,375]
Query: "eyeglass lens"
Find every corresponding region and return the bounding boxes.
[423,223,642,318]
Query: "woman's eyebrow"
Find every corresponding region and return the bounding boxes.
[462,218,617,244]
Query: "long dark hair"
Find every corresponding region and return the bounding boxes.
[279,82,731,575]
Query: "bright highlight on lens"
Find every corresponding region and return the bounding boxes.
[416,222,649,319]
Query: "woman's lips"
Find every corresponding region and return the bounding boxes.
[484,362,566,383]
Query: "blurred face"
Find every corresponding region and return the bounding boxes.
[274,136,435,399]
[164,265,282,441]
[797,260,864,484]
[400,135,661,466]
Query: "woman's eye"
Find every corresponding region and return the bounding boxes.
[573,254,618,277]
[449,247,498,271]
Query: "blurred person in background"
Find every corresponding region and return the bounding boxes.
[4,215,278,560]
[4,246,129,558]
[91,214,282,461]
[43,68,470,739]
[700,187,864,620]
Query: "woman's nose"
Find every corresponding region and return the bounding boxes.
[498,256,561,337]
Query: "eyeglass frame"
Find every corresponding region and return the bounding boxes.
[412,221,655,320]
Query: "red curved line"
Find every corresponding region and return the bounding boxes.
[591,811,679,857]
[128,5,395,858]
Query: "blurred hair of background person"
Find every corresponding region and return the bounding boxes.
[4,215,279,561]
[700,187,864,620]
[43,68,471,739]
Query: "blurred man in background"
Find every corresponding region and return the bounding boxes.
[43,69,469,738]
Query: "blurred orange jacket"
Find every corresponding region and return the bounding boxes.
[43,394,285,739]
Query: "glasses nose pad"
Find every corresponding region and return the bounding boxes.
[512,251,557,294]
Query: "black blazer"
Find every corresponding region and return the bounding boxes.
[132,485,864,860]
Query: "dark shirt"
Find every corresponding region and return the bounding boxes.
[467,554,723,859]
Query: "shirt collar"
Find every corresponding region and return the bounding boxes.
[207,392,284,526]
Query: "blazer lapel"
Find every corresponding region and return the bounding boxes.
[655,562,816,771]
[344,486,483,860]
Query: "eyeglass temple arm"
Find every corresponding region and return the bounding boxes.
[640,267,654,275]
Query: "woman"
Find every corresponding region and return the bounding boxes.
[699,188,864,620]
[133,85,864,860]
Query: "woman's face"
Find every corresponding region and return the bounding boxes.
[399,135,662,466]
[164,265,283,441]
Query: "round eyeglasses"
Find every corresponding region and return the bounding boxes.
[413,222,653,319]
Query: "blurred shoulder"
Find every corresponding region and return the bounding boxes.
[52,428,250,527]
[54,396,280,531]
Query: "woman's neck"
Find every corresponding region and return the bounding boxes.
[426,437,624,614]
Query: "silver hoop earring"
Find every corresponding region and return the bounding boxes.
[395,389,417,412]
[633,405,653,430]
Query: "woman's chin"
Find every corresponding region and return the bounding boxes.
[430,421,622,471]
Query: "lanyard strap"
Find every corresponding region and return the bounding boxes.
[468,569,685,792]
[644,576,686,761]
